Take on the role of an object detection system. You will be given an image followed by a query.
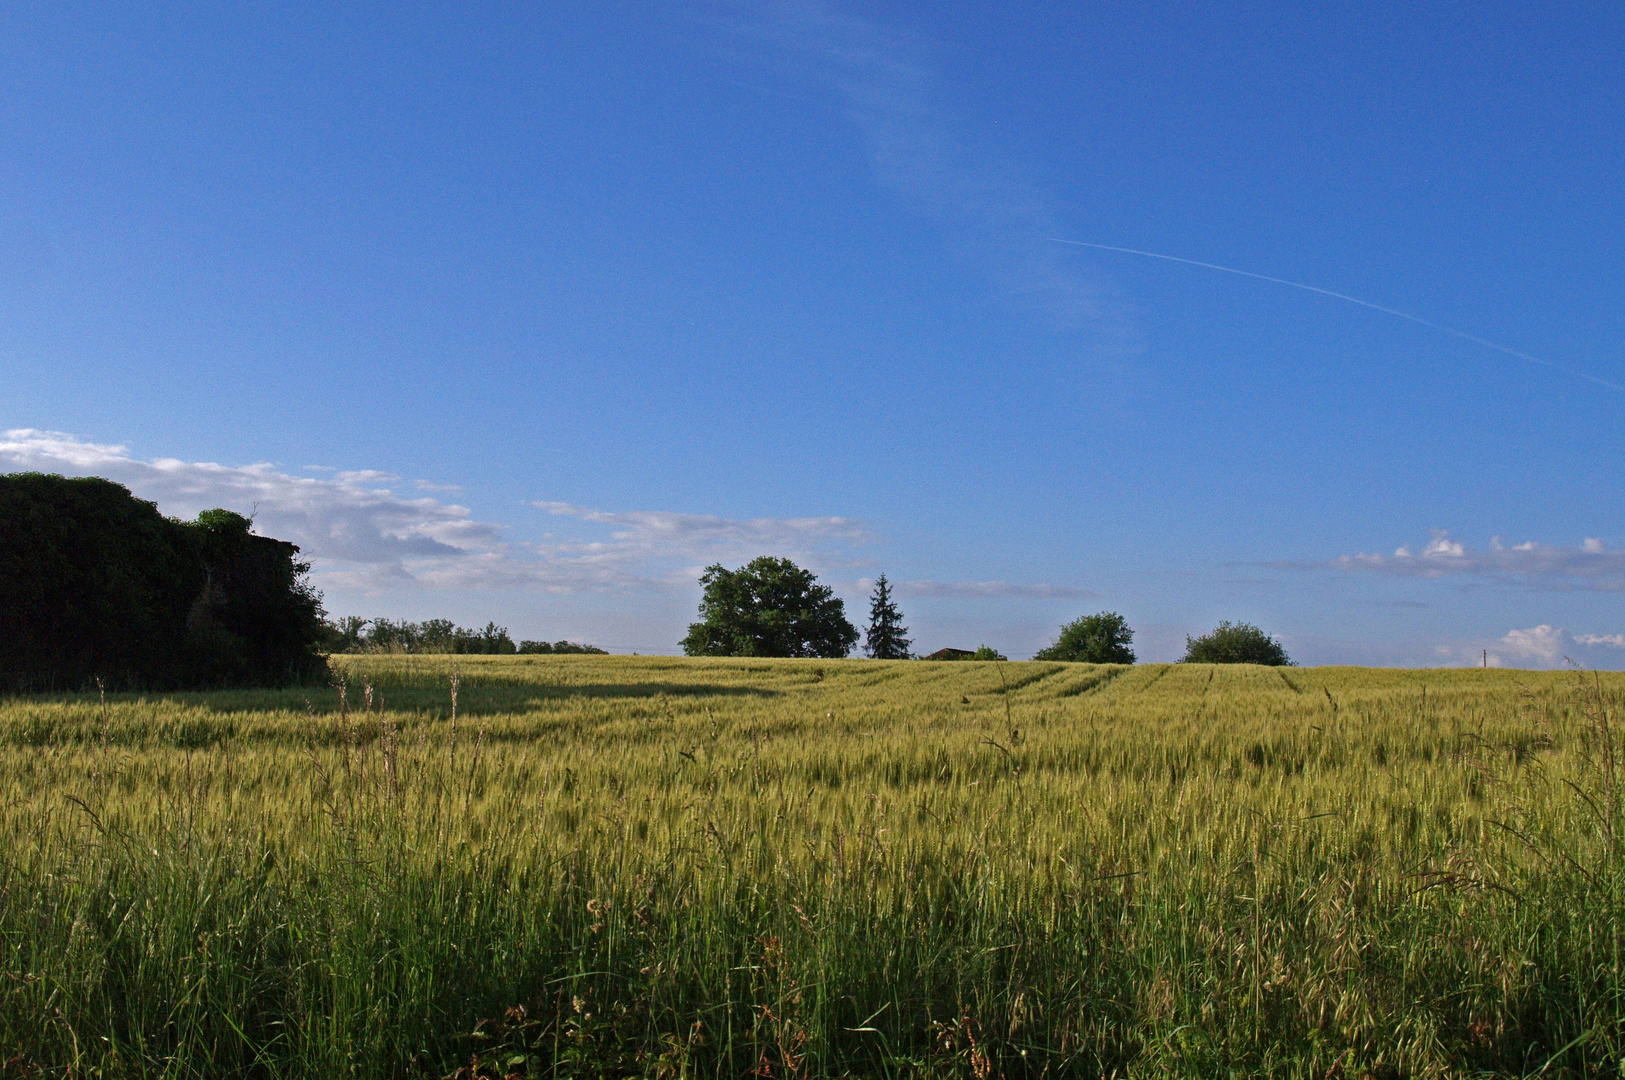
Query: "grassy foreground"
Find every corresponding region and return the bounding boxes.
[1,657,1621,1078]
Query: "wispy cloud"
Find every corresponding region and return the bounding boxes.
[704,0,1130,346]
[1,430,502,588]
[1313,530,1625,591]
[894,579,1095,600]
[0,429,878,596]
[531,502,875,588]
[537,503,871,558]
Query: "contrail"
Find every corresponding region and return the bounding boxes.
[1048,238,1625,394]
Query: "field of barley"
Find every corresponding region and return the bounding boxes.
[1,657,1621,1079]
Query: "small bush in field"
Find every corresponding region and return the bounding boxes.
[1181,621,1291,665]
[1033,612,1135,664]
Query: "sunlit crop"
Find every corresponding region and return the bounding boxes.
[1,657,1619,1077]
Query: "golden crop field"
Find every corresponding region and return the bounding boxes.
[1,657,1620,1078]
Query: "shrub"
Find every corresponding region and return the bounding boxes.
[1032,612,1135,663]
[1181,621,1292,665]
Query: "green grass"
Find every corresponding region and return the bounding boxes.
[1,657,1621,1078]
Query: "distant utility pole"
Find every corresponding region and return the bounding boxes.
[1482,649,1487,669]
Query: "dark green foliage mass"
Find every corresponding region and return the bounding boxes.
[323,614,371,653]
[863,574,912,659]
[1181,621,1293,665]
[1,473,197,691]
[183,508,329,686]
[322,617,607,655]
[970,644,1007,661]
[517,639,608,655]
[1033,611,1136,664]
[682,557,857,658]
[345,618,518,654]
[0,473,327,690]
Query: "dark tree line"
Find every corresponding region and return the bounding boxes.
[324,616,604,655]
[3,472,1292,687]
[0,473,328,691]
[678,557,1294,666]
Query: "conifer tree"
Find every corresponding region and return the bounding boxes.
[863,574,913,659]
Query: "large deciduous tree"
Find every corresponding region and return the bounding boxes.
[1032,611,1136,664]
[863,574,912,659]
[681,557,858,659]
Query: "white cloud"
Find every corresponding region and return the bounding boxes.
[1324,530,1625,591]
[333,470,401,485]
[1422,532,1465,558]
[1498,624,1566,664]
[893,579,1095,599]
[0,429,880,597]
[1431,626,1625,669]
[2,429,515,590]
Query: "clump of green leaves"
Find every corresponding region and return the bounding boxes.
[1182,621,1292,665]
[1033,612,1135,663]
[681,557,857,658]
[327,617,521,655]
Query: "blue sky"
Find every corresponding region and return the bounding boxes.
[3,1,1622,665]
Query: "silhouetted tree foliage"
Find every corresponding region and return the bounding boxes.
[682,557,857,658]
[0,473,328,691]
[1181,621,1293,665]
[970,644,1007,661]
[863,574,912,659]
[1032,611,1136,664]
[185,508,329,686]
[517,640,608,655]
[344,618,517,654]
[323,615,370,653]
[321,617,607,654]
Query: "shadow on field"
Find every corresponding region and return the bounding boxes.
[0,681,786,746]
[491,681,782,703]
[2,680,782,716]
[365,682,782,718]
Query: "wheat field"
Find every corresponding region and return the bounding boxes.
[1,657,1620,1078]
